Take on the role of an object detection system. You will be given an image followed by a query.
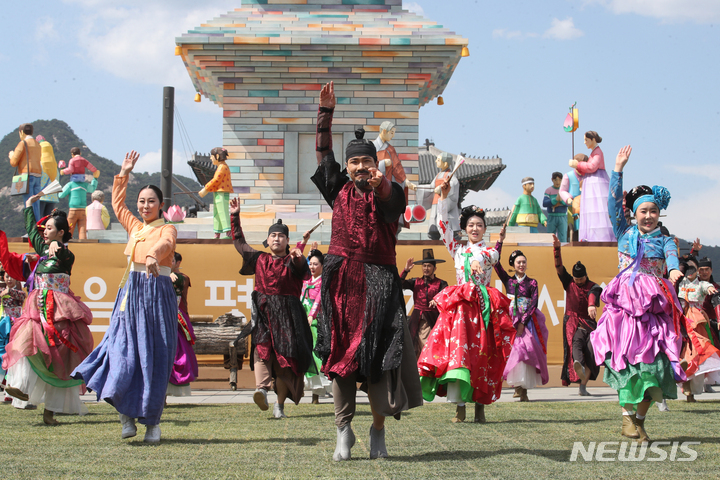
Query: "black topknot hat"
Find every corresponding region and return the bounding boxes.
[345,127,377,162]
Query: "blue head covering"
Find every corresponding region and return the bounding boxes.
[623,185,672,285]
[631,185,671,213]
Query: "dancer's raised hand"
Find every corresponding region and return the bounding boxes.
[319,81,336,109]
[229,197,240,215]
[614,145,632,173]
[405,257,415,272]
[25,193,43,208]
[120,150,140,176]
[692,238,702,253]
[48,240,61,258]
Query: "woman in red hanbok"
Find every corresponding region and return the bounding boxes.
[418,181,515,423]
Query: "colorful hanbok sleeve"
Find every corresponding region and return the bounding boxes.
[493,252,511,290]
[24,207,44,255]
[698,280,714,298]
[0,230,26,281]
[518,280,539,326]
[663,236,679,272]
[112,175,143,235]
[607,171,629,240]
[9,288,27,305]
[308,289,321,320]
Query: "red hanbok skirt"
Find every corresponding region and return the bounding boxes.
[418,282,515,405]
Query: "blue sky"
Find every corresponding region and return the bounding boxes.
[2,0,719,244]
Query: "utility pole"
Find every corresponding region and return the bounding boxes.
[161,86,174,206]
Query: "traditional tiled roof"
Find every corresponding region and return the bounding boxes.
[418,144,506,204]
[484,208,513,227]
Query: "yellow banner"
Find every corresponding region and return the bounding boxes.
[8,242,620,365]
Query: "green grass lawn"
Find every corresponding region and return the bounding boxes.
[1,399,718,479]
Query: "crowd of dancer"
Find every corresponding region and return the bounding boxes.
[1,82,719,457]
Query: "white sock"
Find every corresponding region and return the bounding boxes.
[635,413,645,420]
[457,402,465,407]
[622,410,634,416]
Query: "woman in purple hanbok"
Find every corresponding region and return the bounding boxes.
[569,131,615,242]
[590,145,686,444]
[167,252,198,397]
[494,247,548,401]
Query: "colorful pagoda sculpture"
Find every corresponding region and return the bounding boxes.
[176,0,469,235]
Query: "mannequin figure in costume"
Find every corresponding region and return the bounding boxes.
[544,172,569,242]
[8,124,42,219]
[508,177,547,233]
[59,173,97,240]
[86,190,111,231]
[60,147,99,182]
[35,135,59,217]
[59,146,101,239]
[590,145,686,444]
[411,152,460,241]
[199,147,232,239]
[72,150,178,443]
[418,185,515,423]
[568,132,615,242]
[375,121,410,231]
[559,154,587,234]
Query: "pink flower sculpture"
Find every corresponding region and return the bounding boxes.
[164,205,186,223]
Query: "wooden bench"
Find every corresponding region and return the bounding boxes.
[190,313,250,390]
